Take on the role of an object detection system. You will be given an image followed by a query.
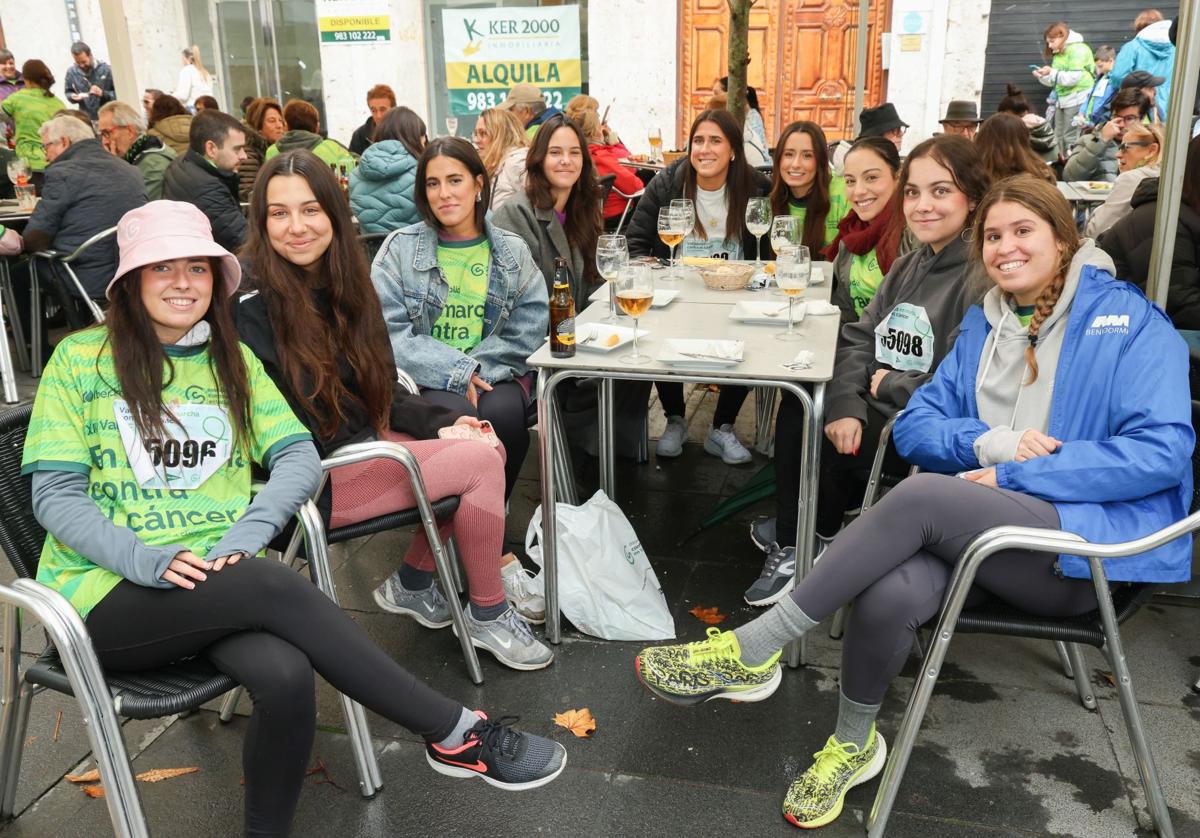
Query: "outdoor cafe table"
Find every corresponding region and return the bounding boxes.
[528,264,839,667]
[0,202,32,403]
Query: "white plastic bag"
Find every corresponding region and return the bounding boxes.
[526,490,675,641]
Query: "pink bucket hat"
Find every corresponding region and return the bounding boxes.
[106,201,242,300]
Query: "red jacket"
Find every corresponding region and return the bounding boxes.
[589,141,644,219]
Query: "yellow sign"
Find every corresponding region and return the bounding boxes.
[445,60,582,89]
[899,34,923,52]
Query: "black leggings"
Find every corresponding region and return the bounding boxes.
[655,382,749,427]
[85,559,462,838]
[422,380,530,498]
[789,473,1099,705]
[774,391,908,544]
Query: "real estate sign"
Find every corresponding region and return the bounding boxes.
[441,5,582,115]
[316,0,391,44]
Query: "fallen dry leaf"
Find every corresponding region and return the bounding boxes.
[67,769,100,784]
[52,710,62,742]
[81,785,105,799]
[553,708,597,738]
[306,757,344,791]
[136,767,200,783]
[689,606,727,625]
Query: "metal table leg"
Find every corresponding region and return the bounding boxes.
[598,378,615,497]
[787,382,822,669]
[537,371,570,644]
[0,283,19,403]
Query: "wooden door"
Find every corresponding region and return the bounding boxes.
[677,1,890,147]
[676,0,777,148]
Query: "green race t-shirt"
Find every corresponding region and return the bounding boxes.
[1,88,67,172]
[847,247,884,316]
[788,176,852,248]
[432,236,491,352]
[20,329,311,618]
[1015,304,1036,327]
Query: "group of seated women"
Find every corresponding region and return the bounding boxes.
[19,99,1196,835]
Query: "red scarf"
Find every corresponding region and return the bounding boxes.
[822,194,901,275]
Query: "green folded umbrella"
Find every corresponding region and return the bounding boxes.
[678,463,775,546]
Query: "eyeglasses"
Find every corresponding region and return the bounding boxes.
[40,140,60,152]
[1118,141,1152,152]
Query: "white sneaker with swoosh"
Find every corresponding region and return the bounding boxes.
[455,607,555,671]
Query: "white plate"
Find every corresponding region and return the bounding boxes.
[544,324,649,353]
[589,285,681,307]
[657,338,744,367]
[728,300,807,324]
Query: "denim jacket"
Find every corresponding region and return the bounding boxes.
[372,220,549,395]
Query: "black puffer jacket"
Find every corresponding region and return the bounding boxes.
[1097,177,1200,330]
[162,149,247,252]
[625,159,772,260]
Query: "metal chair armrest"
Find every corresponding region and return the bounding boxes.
[395,367,419,396]
[58,227,118,264]
[612,186,645,200]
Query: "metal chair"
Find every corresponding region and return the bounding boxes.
[611,185,644,236]
[597,173,616,208]
[29,226,114,376]
[0,405,383,838]
[0,257,24,402]
[357,232,389,263]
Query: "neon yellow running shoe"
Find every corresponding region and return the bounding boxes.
[783,727,887,829]
[635,627,782,706]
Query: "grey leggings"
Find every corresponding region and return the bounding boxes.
[791,473,1099,705]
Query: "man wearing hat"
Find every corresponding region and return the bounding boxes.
[856,102,908,150]
[938,100,982,139]
[497,83,561,139]
[1120,70,1166,122]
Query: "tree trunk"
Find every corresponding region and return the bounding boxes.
[726,0,755,127]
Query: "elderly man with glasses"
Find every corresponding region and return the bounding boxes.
[1063,88,1151,183]
[97,101,176,200]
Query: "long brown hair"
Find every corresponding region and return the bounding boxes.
[975,113,1055,184]
[103,260,252,451]
[971,174,1079,384]
[244,150,395,439]
[1042,21,1070,62]
[525,113,602,281]
[477,108,527,176]
[374,106,427,158]
[770,121,832,250]
[21,60,54,95]
[681,109,759,243]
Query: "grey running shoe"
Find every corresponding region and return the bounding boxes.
[456,607,555,670]
[744,543,796,606]
[656,415,687,458]
[749,516,776,553]
[373,572,451,629]
[704,423,753,464]
[426,711,567,791]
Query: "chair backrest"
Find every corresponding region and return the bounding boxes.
[359,232,388,263]
[0,405,46,579]
[597,173,616,205]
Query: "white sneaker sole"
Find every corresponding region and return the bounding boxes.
[744,573,796,607]
[372,588,452,629]
[703,436,753,465]
[426,748,567,791]
[709,663,783,703]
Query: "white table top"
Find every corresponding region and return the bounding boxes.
[528,293,838,383]
[1056,181,1109,204]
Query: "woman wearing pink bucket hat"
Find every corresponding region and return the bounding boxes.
[22,199,566,835]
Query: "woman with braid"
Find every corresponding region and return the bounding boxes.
[634,174,1193,830]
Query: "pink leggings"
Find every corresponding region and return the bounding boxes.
[329,430,507,607]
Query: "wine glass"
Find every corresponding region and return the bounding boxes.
[445,116,459,137]
[769,215,801,295]
[596,234,629,323]
[670,198,695,232]
[745,197,771,267]
[775,246,810,341]
[6,157,30,187]
[657,207,688,283]
[614,265,653,364]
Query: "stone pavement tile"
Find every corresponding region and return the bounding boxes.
[594,772,798,836]
[1095,696,1200,836]
[885,682,1141,838]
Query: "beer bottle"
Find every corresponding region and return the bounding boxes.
[549,257,576,358]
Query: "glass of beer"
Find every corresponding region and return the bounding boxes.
[596,234,629,323]
[614,264,653,364]
[657,206,688,283]
[775,246,810,341]
[648,128,664,163]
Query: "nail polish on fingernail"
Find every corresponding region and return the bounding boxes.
[852,447,860,456]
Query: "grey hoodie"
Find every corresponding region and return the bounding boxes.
[973,240,1115,465]
[826,236,982,424]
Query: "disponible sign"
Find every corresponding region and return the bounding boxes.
[317,0,390,44]
[441,6,582,115]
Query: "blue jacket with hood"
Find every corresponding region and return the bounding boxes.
[348,139,420,234]
[894,263,1194,583]
[1111,19,1176,119]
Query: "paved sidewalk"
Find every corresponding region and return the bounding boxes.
[1,383,1199,837]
